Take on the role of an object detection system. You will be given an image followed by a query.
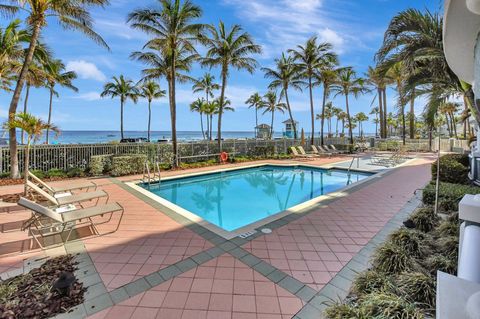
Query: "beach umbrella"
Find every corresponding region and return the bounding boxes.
[301,128,305,146]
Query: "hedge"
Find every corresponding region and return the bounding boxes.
[89,154,113,176]
[423,182,480,212]
[110,154,147,177]
[431,154,469,184]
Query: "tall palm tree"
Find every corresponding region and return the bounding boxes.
[128,0,204,167]
[43,59,77,144]
[366,66,389,138]
[203,100,217,141]
[140,81,166,141]
[387,63,407,145]
[190,98,207,139]
[101,75,139,140]
[262,53,302,139]
[4,112,58,194]
[332,106,343,137]
[315,67,339,145]
[261,91,287,139]
[337,111,348,136]
[331,67,366,145]
[245,92,264,135]
[192,73,219,139]
[289,37,337,144]
[355,112,369,138]
[370,106,380,137]
[201,21,261,148]
[1,0,108,178]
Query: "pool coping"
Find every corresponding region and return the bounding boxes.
[124,162,385,239]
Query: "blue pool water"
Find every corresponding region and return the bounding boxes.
[141,165,372,232]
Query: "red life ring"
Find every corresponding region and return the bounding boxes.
[220,152,229,163]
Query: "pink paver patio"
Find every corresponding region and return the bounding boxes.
[87,254,304,319]
[242,157,433,291]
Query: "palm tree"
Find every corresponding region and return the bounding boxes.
[4,112,58,194]
[262,91,287,139]
[128,0,204,167]
[332,106,343,137]
[101,75,139,140]
[201,21,261,148]
[140,81,166,141]
[43,59,77,144]
[203,100,217,141]
[262,53,302,139]
[370,106,380,137]
[387,63,407,145]
[338,111,348,136]
[190,98,207,139]
[289,37,337,144]
[355,112,369,138]
[331,67,366,145]
[316,66,340,145]
[192,73,219,139]
[1,0,108,178]
[245,93,264,135]
[366,66,390,138]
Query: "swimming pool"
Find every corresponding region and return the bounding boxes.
[136,165,372,236]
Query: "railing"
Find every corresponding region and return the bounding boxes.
[0,137,470,174]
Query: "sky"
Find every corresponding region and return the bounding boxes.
[0,0,441,135]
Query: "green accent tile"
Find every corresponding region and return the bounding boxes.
[329,275,352,293]
[176,258,197,272]
[230,237,248,246]
[295,304,323,319]
[278,276,304,294]
[144,272,165,287]
[252,261,276,276]
[319,283,348,301]
[229,247,248,258]
[191,252,213,264]
[209,236,227,245]
[296,286,317,302]
[240,254,262,267]
[110,287,129,304]
[124,278,150,297]
[81,273,102,288]
[84,282,107,301]
[267,269,288,283]
[158,265,181,280]
[206,247,224,258]
[219,241,237,252]
[84,293,114,316]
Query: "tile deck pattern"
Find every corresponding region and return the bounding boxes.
[242,158,431,291]
[87,254,304,319]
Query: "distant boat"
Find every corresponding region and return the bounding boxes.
[107,134,115,137]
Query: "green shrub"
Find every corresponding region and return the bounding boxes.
[110,154,147,177]
[423,182,480,212]
[359,293,424,319]
[352,270,394,296]
[66,167,85,178]
[324,303,363,319]
[435,220,458,237]
[388,228,428,257]
[424,254,456,275]
[410,207,439,232]
[0,172,9,179]
[432,154,469,184]
[46,168,67,178]
[397,272,436,309]
[89,154,113,176]
[435,236,459,260]
[372,242,416,275]
[29,169,46,179]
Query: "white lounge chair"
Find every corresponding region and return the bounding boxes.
[297,146,321,158]
[28,171,97,195]
[290,147,315,160]
[312,145,332,157]
[18,197,124,248]
[327,145,349,154]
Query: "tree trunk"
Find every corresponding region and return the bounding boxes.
[218,66,228,151]
[170,59,178,167]
[335,118,339,137]
[21,84,30,144]
[402,107,406,145]
[320,85,327,146]
[120,98,124,140]
[46,88,53,144]
[270,109,275,139]
[200,112,205,140]
[345,94,354,145]
[308,77,315,145]
[382,88,388,138]
[284,88,297,139]
[452,113,458,138]
[24,138,31,195]
[210,114,213,141]
[255,108,258,138]
[148,100,152,141]
[377,88,384,138]
[410,88,415,139]
[9,21,42,178]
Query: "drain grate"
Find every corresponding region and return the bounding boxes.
[238,230,257,238]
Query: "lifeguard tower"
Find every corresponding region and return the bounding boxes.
[255,124,271,139]
[282,119,298,138]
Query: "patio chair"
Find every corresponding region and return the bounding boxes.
[28,171,97,195]
[290,147,315,160]
[18,197,124,248]
[311,145,332,157]
[26,181,108,208]
[297,146,321,158]
[327,145,349,154]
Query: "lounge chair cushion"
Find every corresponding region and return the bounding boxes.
[56,190,108,205]
[50,181,97,193]
[61,203,123,223]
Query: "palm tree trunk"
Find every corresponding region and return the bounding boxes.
[410,88,415,139]
[21,84,30,145]
[24,138,31,195]
[377,88,383,138]
[451,113,458,138]
[255,108,258,138]
[46,89,53,144]
[320,85,327,146]
[270,109,275,139]
[8,20,42,179]
[148,100,152,141]
[382,88,388,138]
[218,67,228,151]
[335,118,339,137]
[284,88,297,139]
[170,60,178,167]
[345,94,354,145]
[308,77,315,145]
[210,114,213,141]
[120,98,125,139]
[200,112,205,140]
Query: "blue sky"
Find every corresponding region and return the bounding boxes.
[0,0,439,134]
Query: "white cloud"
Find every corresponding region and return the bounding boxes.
[95,18,149,41]
[66,60,106,82]
[73,91,102,101]
[318,28,345,53]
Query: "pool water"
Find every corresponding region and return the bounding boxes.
[141,165,372,232]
